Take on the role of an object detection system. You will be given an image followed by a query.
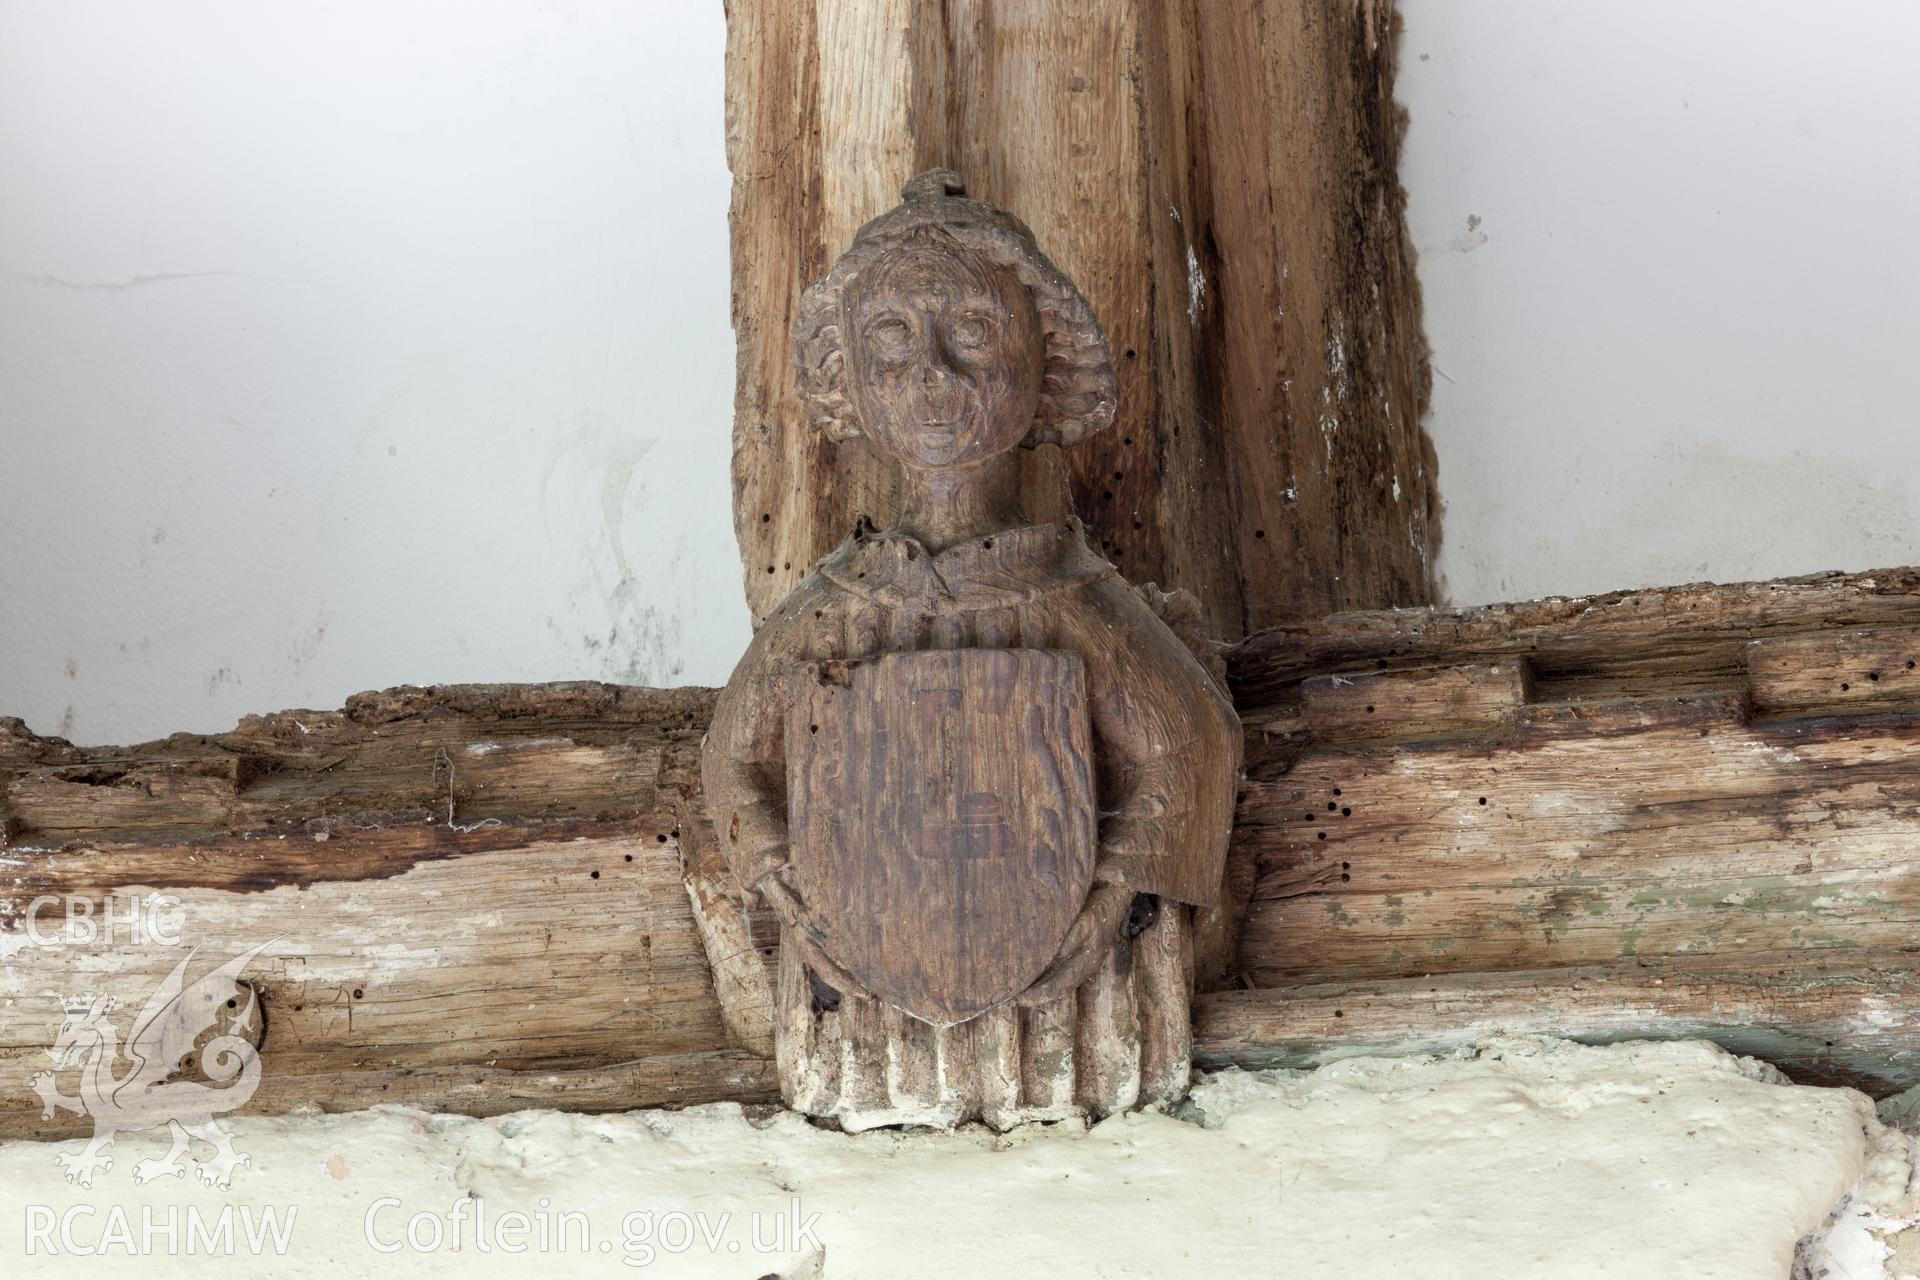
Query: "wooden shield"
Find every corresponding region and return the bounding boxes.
[785,649,1097,1026]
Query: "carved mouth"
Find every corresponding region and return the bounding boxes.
[913,409,975,454]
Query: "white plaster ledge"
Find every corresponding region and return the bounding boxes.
[1,1036,1915,1278]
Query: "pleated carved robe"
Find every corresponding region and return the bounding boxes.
[703,517,1239,1131]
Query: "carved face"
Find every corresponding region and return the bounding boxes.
[843,234,1044,470]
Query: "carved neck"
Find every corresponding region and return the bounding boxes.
[890,455,1025,553]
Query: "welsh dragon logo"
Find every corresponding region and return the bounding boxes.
[30,940,277,1189]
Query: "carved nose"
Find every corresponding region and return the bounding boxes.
[919,364,963,412]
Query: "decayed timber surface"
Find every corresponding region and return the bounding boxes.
[727,0,1438,638]
[0,684,777,1137]
[1218,565,1920,1095]
[6,568,1920,1134]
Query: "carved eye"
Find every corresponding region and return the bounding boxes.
[864,316,914,362]
[947,312,994,352]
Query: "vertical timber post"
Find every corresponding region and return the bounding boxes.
[726,0,1439,637]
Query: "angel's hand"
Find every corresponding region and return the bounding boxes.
[1015,879,1135,1007]
[752,865,809,932]
[756,868,872,1000]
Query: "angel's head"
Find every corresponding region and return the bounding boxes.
[792,170,1115,472]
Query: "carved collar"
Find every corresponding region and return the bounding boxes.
[815,517,1114,610]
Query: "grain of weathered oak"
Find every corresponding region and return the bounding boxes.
[726,0,1437,637]
[1229,576,1920,1001]
[1748,626,1920,716]
[1194,950,1920,1096]
[0,1051,777,1141]
[1299,659,1530,743]
[1237,694,1920,985]
[1229,565,1920,708]
[0,686,735,1139]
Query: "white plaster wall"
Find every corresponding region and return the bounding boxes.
[0,2,750,746]
[1398,0,1920,605]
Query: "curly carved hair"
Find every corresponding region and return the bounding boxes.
[791,170,1116,448]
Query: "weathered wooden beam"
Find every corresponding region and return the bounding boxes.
[1236,692,1920,982]
[1748,625,1920,716]
[0,686,740,1138]
[726,0,1437,637]
[1229,564,1920,707]
[1194,950,1920,1096]
[1227,568,1920,1004]
[8,569,1920,1133]
[1299,659,1530,743]
[0,1053,779,1141]
[1218,569,1920,1100]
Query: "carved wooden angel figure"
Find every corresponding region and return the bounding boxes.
[704,170,1240,1131]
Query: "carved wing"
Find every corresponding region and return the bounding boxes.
[119,938,277,1092]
